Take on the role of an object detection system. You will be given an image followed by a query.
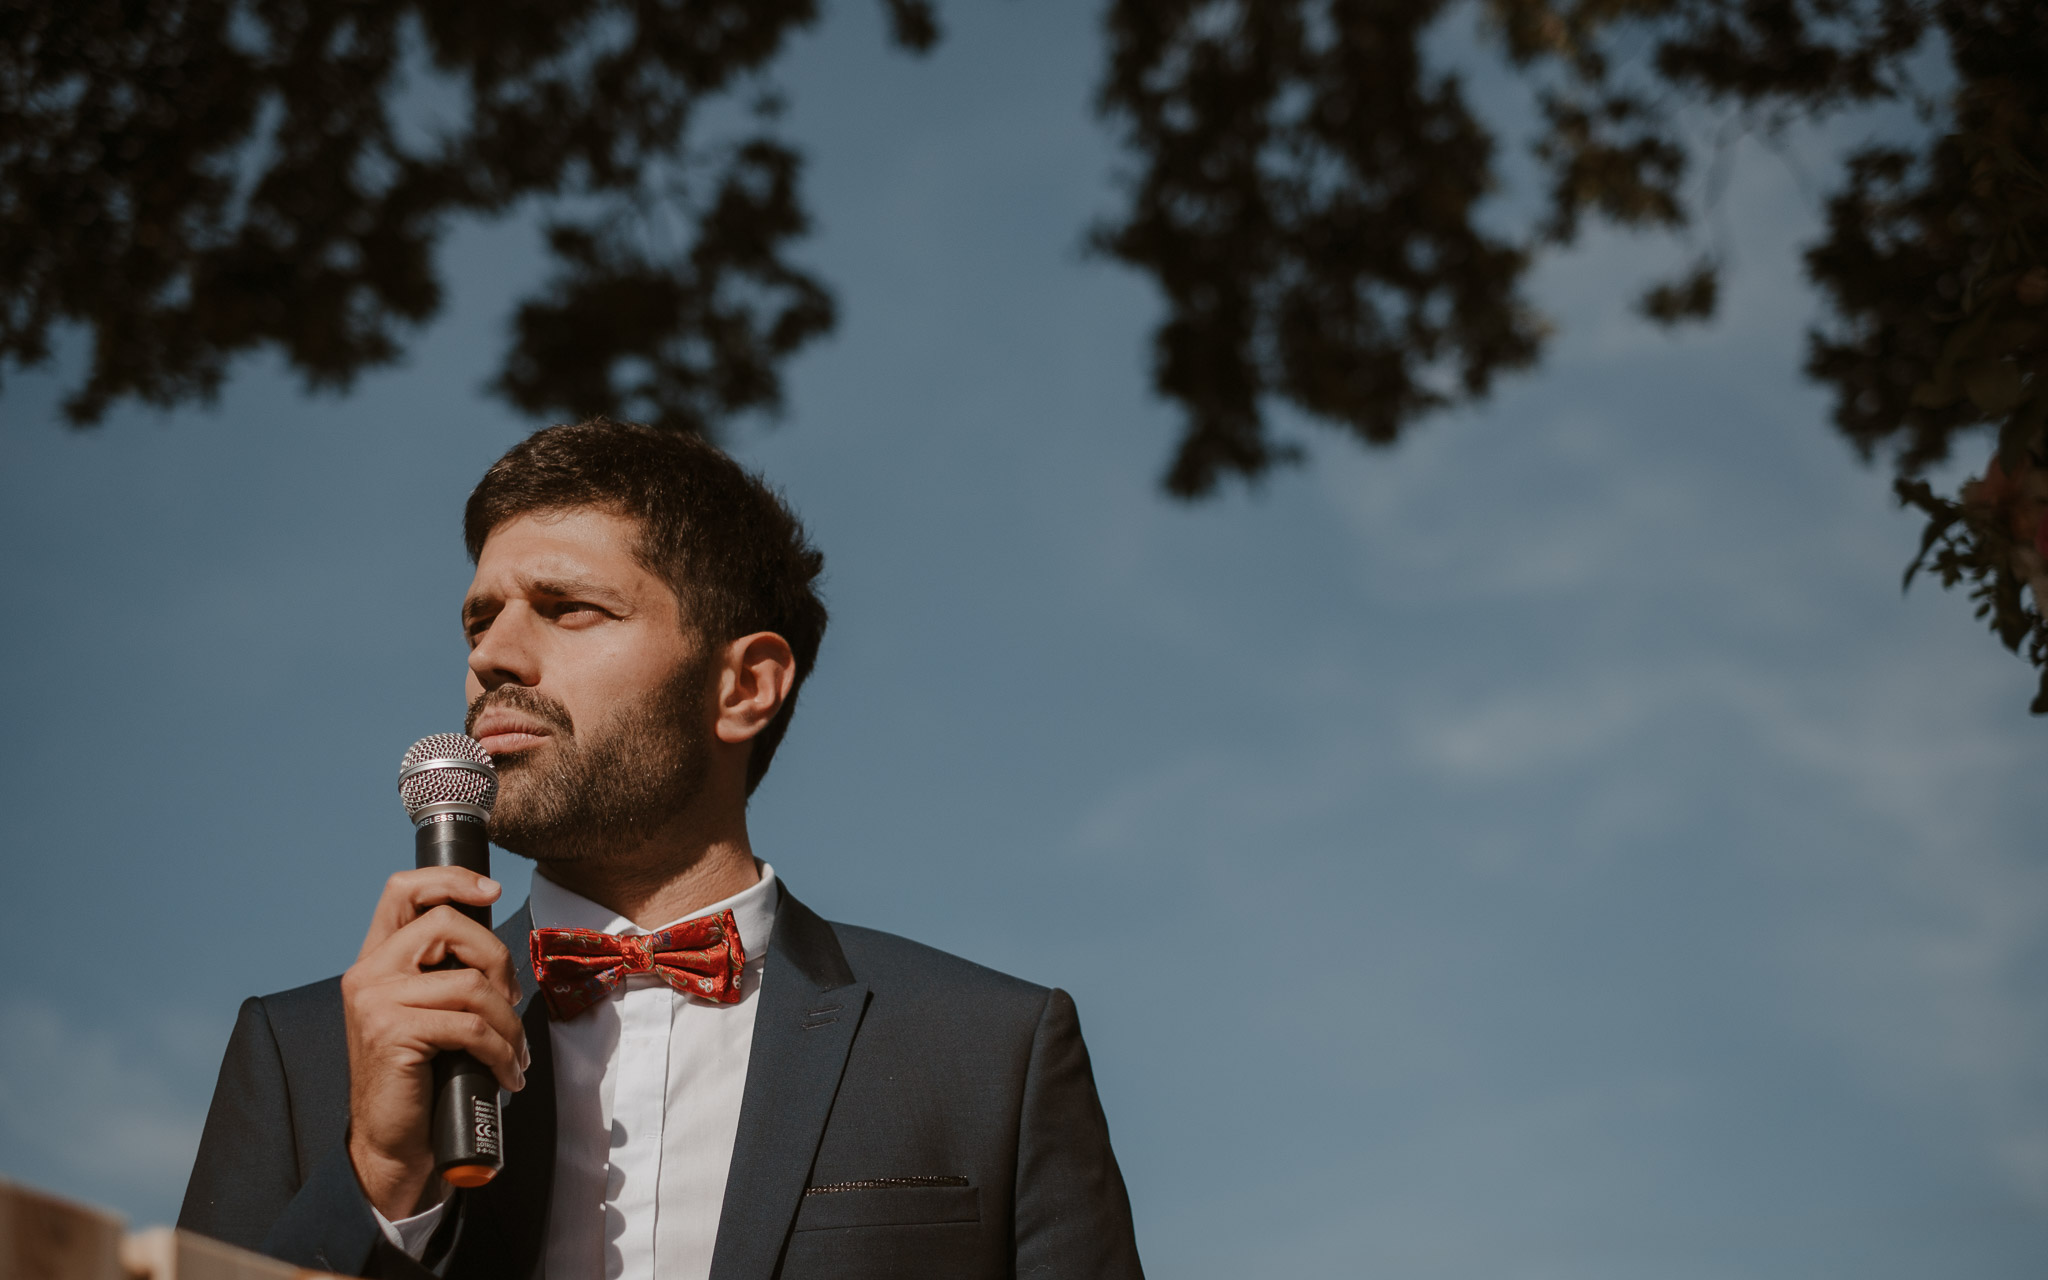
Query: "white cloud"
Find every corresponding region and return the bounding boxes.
[1410,676,1659,781]
[0,1003,222,1225]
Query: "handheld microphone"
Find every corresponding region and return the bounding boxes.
[398,733,505,1189]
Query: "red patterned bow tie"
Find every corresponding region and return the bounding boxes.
[530,910,747,1020]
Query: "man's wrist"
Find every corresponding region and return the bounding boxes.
[371,1188,453,1260]
[347,1132,437,1221]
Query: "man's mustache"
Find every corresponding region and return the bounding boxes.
[465,686,576,739]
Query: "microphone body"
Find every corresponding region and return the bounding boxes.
[415,816,504,1186]
[399,734,505,1189]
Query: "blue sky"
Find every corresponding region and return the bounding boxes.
[4,3,2046,1276]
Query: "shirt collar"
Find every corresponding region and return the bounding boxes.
[528,860,780,964]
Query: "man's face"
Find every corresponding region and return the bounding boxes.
[461,507,712,863]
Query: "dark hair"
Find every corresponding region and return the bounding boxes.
[464,417,828,796]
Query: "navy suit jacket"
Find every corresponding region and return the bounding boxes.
[178,890,1144,1279]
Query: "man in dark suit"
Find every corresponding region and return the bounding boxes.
[179,419,1144,1279]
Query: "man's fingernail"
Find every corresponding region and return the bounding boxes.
[479,877,499,893]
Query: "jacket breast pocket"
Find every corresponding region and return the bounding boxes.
[792,1182,981,1232]
[782,1182,992,1279]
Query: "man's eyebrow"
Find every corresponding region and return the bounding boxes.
[525,576,634,609]
[460,576,634,630]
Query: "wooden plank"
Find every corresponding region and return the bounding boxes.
[120,1228,345,1280]
[0,1177,125,1280]
[0,1178,344,1280]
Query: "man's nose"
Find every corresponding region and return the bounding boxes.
[468,606,542,690]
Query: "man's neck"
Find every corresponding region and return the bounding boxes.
[534,824,762,931]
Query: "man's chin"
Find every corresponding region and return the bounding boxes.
[483,820,578,863]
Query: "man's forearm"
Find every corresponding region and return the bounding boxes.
[180,996,444,1279]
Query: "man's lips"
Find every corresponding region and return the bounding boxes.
[470,713,555,755]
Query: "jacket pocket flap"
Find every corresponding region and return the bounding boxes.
[793,1184,980,1232]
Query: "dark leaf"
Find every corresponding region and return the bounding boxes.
[879,0,942,52]
[1638,259,1720,326]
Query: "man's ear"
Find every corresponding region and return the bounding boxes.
[713,631,797,745]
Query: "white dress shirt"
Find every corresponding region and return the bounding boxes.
[378,863,779,1280]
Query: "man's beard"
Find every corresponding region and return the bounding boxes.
[466,660,712,867]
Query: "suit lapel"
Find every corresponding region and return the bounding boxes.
[708,890,869,1280]
[451,903,556,1280]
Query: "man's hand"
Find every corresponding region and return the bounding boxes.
[342,868,528,1221]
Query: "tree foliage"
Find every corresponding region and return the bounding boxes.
[0,0,936,430]
[1092,0,1944,495]
[7,0,2048,702]
[1091,0,2048,707]
[1091,0,1546,497]
[1802,14,2048,708]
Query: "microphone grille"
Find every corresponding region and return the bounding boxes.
[398,733,499,819]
